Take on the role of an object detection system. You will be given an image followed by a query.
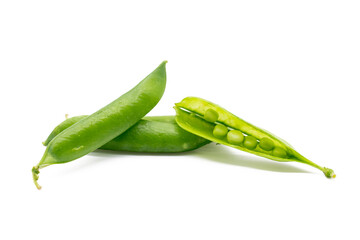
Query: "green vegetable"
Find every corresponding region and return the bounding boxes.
[243,136,258,150]
[32,61,167,189]
[42,115,87,146]
[272,147,287,158]
[212,124,228,138]
[259,137,275,151]
[174,96,336,179]
[44,115,210,153]
[204,108,219,122]
[227,130,244,145]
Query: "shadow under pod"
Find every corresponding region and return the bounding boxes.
[191,143,311,174]
[56,142,311,176]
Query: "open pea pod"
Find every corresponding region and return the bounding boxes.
[174,97,335,178]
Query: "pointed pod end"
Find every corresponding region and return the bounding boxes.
[158,60,168,68]
[323,167,336,179]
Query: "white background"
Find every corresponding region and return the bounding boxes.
[1,1,359,239]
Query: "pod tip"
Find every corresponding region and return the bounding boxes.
[323,167,336,179]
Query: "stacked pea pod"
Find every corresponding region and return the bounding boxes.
[33,61,335,189]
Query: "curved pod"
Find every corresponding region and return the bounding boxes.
[32,61,167,189]
[174,97,335,178]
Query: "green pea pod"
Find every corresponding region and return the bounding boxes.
[42,115,88,146]
[43,115,210,152]
[174,97,335,178]
[32,61,167,189]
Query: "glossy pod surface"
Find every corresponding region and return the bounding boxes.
[174,97,335,178]
[32,61,167,189]
[44,115,210,153]
[42,115,87,146]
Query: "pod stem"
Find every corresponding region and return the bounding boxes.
[32,165,42,190]
[304,162,336,179]
[293,152,336,179]
[32,149,52,190]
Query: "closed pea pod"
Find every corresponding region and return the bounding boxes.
[42,115,87,146]
[44,115,210,153]
[32,61,167,189]
[174,97,335,178]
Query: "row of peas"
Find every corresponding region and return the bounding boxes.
[204,109,288,158]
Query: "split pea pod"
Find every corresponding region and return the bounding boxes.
[43,115,210,152]
[32,61,167,189]
[174,97,335,178]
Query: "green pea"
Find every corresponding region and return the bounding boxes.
[259,137,275,151]
[272,147,287,158]
[213,124,228,138]
[227,130,244,145]
[204,108,219,122]
[32,61,168,190]
[243,136,258,149]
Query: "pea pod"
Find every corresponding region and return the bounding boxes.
[42,115,87,146]
[44,115,210,152]
[32,61,167,189]
[174,97,335,178]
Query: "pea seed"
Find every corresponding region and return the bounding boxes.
[259,137,275,151]
[273,147,287,158]
[204,108,219,122]
[213,124,228,138]
[227,130,244,145]
[244,136,258,149]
